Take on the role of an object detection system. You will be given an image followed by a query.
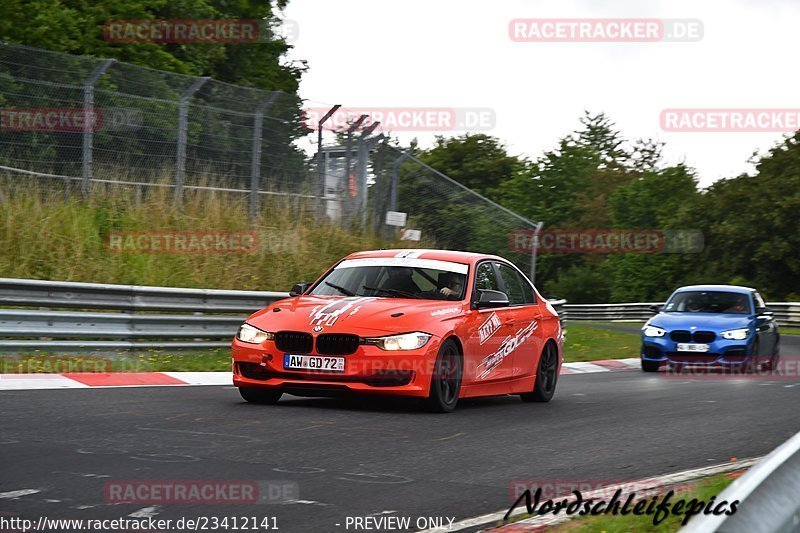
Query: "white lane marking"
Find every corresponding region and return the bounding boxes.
[0,375,88,390]
[563,362,611,373]
[128,506,161,518]
[162,372,231,385]
[281,499,328,506]
[0,489,40,499]
[420,457,762,533]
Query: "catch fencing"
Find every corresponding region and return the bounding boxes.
[0,42,542,275]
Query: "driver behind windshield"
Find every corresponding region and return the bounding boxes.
[436,272,464,300]
[383,267,422,295]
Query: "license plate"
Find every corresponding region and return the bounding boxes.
[283,354,345,372]
[677,343,710,352]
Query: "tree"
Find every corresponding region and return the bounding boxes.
[0,0,303,92]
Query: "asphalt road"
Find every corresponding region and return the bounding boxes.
[2,371,800,533]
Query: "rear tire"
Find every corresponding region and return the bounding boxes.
[521,342,559,403]
[424,339,462,413]
[239,387,282,404]
[641,359,660,373]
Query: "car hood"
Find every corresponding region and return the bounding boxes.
[649,312,752,331]
[246,295,465,336]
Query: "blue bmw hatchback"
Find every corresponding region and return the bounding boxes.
[641,285,780,372]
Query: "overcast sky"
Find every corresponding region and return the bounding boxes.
[283,0,799,186]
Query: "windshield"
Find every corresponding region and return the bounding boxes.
[309,258,468,301]
[663,291,751,315]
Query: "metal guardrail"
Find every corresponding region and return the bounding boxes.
[561,302,800,326]
[0,278,568,352]
[0,277,287,313]
[0,278,289,351]
[682,429,800,533]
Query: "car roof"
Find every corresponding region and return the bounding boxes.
[673,284,755,295]
[344,249,504,265]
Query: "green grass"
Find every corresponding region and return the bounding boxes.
[0,179,411,291]
[564,324,641,362]
[546,473,739,532]
[0,350,232,374]
[780,327,800,335]
[0,324,643,374]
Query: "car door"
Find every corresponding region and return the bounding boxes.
[494,262,543,378]
[753,291,778,358]
[465,261,517,383]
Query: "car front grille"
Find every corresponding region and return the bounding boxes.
[670,330,692,342]
[669,330,716,343]
[275,331,313,354]
[316,334,360,355]
[693,331,716,343]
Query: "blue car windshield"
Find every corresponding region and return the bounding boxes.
[663,291,751,315]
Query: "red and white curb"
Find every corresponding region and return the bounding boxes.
[0,359,641,391]
[0,371,231,390]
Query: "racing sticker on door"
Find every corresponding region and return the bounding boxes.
[477,320,538,380]
[309,297,376,327]
[479,312,502,344]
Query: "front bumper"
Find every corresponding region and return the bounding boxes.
[231,336,442,397]
[641,335,754,367]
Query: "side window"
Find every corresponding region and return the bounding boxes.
[753,292,766,311]
[497,263,527,305]
[474,262,500,293]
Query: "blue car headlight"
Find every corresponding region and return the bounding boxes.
[643,325,666,337]
[721,328,749,340]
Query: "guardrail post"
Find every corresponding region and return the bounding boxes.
[249,92,280,219]
[175,77,210,203]
[81,59,114,197]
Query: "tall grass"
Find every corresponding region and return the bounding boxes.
[0,178,411,291]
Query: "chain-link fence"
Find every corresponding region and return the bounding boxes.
[0,42,541,275]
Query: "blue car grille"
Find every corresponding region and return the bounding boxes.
[669,330,716,343]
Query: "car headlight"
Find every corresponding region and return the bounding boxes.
[643,325,666,337]
[364,332,432,351]
[721,328,749,340]
[236,323,275,344]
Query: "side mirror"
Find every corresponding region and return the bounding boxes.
[290,282,310,297]
[475,289,510,309]
[649,304,663,313]
[756,306,774,317]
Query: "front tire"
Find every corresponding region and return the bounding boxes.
[424,339,462,413]
[641,359,660,372]
[521,342,559,403]
[239,387,282,404]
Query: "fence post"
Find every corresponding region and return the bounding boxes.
[174,77,209,202]
[390,151,411,212]
[355,123,380,228]
[530,221,544,285]
[81,59,114,196]
[249,92,280,219]
[315,105,341,221]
